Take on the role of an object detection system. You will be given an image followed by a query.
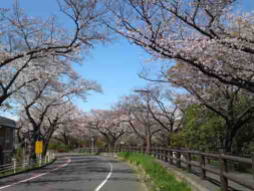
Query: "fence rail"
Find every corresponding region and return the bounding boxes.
[106,146,254,191]
[0,151,55,177]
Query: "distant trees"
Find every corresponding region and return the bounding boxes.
[118,94,161,153]
[53,108,88,148]
[137,87,182,145]
[85,109,127,150]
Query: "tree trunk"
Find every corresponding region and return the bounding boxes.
[29,128,41,162]
[43,126,56,157]
[145,135,151,154]
[108,139,117,152]
[63,133,69,146]
[223,136,233,154]
[42,140,49,157]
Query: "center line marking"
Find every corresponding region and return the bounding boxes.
[0,157,71,190]
[94,162,113,191]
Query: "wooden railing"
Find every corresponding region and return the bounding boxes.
[113,146,254,191]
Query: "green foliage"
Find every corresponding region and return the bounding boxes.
[171,104,224,152]
[170,100,254,155]
[118,152,191,191]
[48,143,72,152]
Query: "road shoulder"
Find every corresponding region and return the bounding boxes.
[100,154,148,191]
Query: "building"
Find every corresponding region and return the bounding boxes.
[0,116,16,165]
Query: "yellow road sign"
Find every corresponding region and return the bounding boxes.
[35,141,43,154]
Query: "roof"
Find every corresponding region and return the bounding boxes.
[0,116,16,129]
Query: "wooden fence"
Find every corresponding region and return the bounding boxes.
[114,146,254,191]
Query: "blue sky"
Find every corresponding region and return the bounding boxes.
[1,0,254,113]
[242,0,254,11]
[74,39,150,111]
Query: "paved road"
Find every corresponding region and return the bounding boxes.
[0,154,146,191]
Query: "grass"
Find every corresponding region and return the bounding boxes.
[118,152,192,191]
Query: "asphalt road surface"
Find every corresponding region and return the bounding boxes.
[0,154,147,191]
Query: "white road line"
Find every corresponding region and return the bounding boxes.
[0,158,71,190]
[94,162,113,191]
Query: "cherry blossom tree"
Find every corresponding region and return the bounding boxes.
[118,94,161,153]
[18,100,79,156]
[167,62,254,153]
[106,0,254,92]
[53,108,89,148]
[138,86,183,145]
[85,108,127,151]
[0,0,107,108]
[16,58,100,158]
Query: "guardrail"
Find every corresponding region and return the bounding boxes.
[0,151,55,177]
[110,146,253,191]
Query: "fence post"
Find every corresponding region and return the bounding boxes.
[13,158,16,173]
[252,152,254,180]
[187,152,192,173]
[154,147,157,158]
[176,152,181,168]
[158,148,162,159]
[160,148,164,160]
[165,150,168,162]
[220,153,228,191]
[200,153,206,179]
[23,155,26,169]
[27,155,30,167]
[153,147,156,157]
[39,154,42,167]
[169,150,173,165]
[155,147,158,158]
[162,148,165,160]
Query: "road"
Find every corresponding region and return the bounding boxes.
[0,154,146,191]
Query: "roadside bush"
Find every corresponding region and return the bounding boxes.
[48,143,72,152]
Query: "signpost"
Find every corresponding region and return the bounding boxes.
[35,141,43,154]
[35,141,43,166]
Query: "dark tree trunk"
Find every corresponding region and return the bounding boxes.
[223,135,233,154]
[42,140,49,157]
[145,135,152,154]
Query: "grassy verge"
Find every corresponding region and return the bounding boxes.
[118,152,191,191]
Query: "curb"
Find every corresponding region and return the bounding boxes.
[0,158,57,179]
